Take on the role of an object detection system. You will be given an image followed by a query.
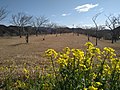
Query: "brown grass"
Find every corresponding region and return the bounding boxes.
[0,33,120,68]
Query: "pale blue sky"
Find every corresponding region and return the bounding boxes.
[0,0,120,27]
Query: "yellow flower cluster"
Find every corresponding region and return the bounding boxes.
[45,49,58,59]
[45,42,120,89]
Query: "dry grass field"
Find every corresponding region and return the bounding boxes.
[0,33,120,68]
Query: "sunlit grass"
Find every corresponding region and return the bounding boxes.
[0,42,120,90]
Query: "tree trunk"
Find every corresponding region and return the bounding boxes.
[96,29,98,46]
[111,31,114,44]
[96,37,98,45]
[19,29,22,38]
[36,30,38,36]
[26,33,29,43]
[111,38,114,43]
[88,34,90,41]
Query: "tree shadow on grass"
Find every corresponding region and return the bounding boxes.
[9,43,28,46]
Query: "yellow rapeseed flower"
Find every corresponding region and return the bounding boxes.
[72,48,84,60]
[84,88,88,90]
[63,47,70,55]
[23,68,29,74]
[45,49,58,58]
[88,86,98,90]
[23,68,30,79]
[79,64,86,69]
[85,42,94,48]
[96,82,102,86]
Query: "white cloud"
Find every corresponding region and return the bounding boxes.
[62,14,67,16]
[75,3,99,13]
[62,13,71,16]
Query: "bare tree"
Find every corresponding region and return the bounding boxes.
[11,12,32,40]
[46,22,59,36]
[105,14,120,43]
[46,22,54,28]
[52,23,59,37]
[0,7,8,22]
[84,26,91,41]
[98,25,105,31]
[46,22,54,34]
[92,12,101,46]
[72,24,75,36]
[32,19,38,36]
[32,16,49,36]
[117,14,120,24]
[97,25,105,40]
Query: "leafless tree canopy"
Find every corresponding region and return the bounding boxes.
[32,16,49,36]
[105,14,120,30]
[11,12,32,27]
[98,25,105,31]
[92,12,101,29]
[32,16,49,28]
[10,12,32,38]
[105,14,120,43]
[46,23,54,28]
[0,7,8,22]
[92,12,101,45]
[37,16,49,27]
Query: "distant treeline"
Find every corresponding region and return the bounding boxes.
[0,24,120,40]
[73,27,120,40]
[0,25,71,36]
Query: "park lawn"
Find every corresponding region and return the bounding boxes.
[0,33,120,68]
